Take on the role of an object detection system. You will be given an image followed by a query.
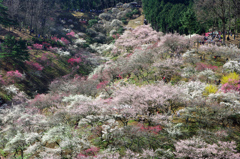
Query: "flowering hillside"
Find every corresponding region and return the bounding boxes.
[1,12,240,159]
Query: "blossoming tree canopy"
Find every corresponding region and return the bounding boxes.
[112,25,162,54]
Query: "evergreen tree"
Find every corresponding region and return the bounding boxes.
[0,35,29,65]
[142,0,207,34]
[181,8,196,36]
[0,0,15,26]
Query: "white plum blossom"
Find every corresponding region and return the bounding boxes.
[74,38,86,45]
[223,61,240,73]
[198,69,216,81]
[179,81,206,100]
[56,48,70,56]
[182,49,200,64]
[181,66,196,78]
[62,94,92,108]
[89,43,114,54]
[1,84,19,95]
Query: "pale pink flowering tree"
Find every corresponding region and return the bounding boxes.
[174,137,240,159]
[153,58,183,81]
[124,49,155,83]
[189,34,204,46]
[28,93,65,111]
[112,82,183,126]
[112,25,162,55]
[48,76,98,97]
[198,44,240,59]
[158,33,190,55]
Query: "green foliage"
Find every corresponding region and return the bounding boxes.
[0,149,7,157]
[0,35,29,64]
[121,18,128,25]
[0,0,16,26]
[117,26,125,34]
[170,75,182,85]
[132,9,139,15]
[181,7,196,35]
[142,0,206,34]
[126,9,140,19]
[88,19,98,27]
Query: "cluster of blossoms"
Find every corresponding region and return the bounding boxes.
[27,46,32,50]
[60,37,70,45]
[112,34,120,39]
[66,31,75,38]
[67,57,82,65]
[1,84,19,95]
[25,61,44,71]
[6,70,24,79]
[51,36,59,42]
[1,24,240,159]
[33,43,43,50]
[196,62,218,71]
[75,38,86,45]
[50,36,70,45]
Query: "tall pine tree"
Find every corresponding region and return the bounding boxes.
[0,0,14,26]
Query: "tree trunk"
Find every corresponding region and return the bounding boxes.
[234,15,237,39]
[21,149,24,159]
[223,21,226,45]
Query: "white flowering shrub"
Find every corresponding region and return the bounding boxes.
[74,38,86,45]
[182,49,200,64]
[62,95,92,108]
[164,123,183,137]
[56,48,71,56]
[179,81,206,100]
[208,91,240,111]
[223,61,240,73]
[90,43,114,54]
[1,84,19,95]
[110,19,123,27]
[197,69,216,82]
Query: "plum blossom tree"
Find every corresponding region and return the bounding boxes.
[223,61,240,73]
[112,82,183,126]
[112,25,161,55]
[153,58,183,82]
[158,33,190,55]
[197,69,216,83]
[182,49,200,65]
[179,81,206,101]
[174,137,240,159]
